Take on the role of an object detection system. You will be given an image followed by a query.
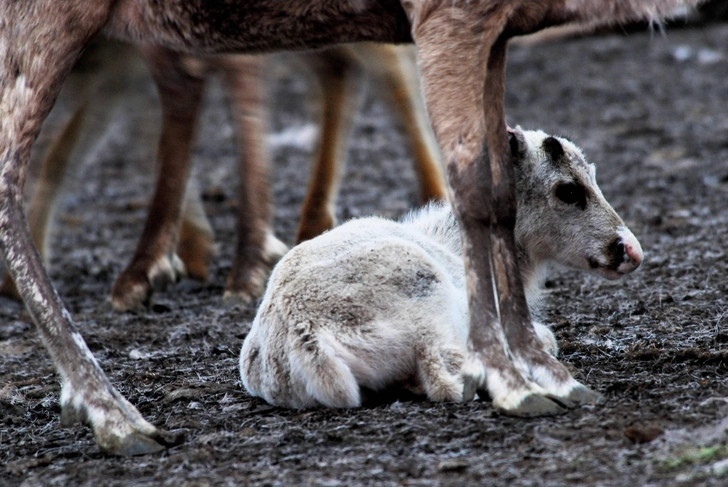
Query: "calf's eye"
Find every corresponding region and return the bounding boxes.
[555,183,586,209]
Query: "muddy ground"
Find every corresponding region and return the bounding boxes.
[2,21,728,487]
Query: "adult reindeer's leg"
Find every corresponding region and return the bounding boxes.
[483,38,604,406]
[0,104,88,301]
[177,178,215,282]
[111,47,206,312]
[1,42,135,300]
[0,1,180,454]
[295,49,366,243]
[413,5,592,415]
[372,45,447,204]
[217,55,287,304]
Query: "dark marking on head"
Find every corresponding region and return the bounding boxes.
[508,127,527,162]
[542,136,564,162]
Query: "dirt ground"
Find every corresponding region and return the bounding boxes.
[2,21,728,487]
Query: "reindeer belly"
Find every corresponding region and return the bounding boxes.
[108,0,412,54]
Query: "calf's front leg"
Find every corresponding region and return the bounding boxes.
[412,6,602,415]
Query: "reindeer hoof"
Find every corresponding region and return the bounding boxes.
[111,254,186,312]
[95,424,184,456]
[500,393,567,417]
[102,428,184,456]
[566,384,605,406]
[61,385,186,456]
[222,288,260,307]
[222,267,269,306]
[223,262,268,306]
[147,254,186,291]
[461,376,479,402]
[223,235,288,306]
[110,278,152,312]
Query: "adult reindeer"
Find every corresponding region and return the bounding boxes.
[0,0,698,455]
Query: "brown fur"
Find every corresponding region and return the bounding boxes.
[0,42,446,309]
[296,44,446,242]
[0,0,702,455]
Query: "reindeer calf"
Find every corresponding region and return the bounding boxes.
[240,128,643,409]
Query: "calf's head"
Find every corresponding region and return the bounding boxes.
[511,127,642,279]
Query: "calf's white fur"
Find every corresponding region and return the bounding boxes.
[240,128,643,409]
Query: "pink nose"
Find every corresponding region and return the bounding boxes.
[618,227,643,270]
[624,241,643,266]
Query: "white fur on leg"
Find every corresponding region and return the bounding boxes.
[264,232,289,264]
[485,367,550,412]
[533,321,558,357]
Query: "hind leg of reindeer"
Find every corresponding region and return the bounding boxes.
[0,2,180,454]
[411,5,602,415]
[0,42,137,301]
[110,47,206,312]
[177,178,215,282]
[367,45,447,204]
[295,44,447,245]
[0,104,88,301]
[295,50,367,243]
[216,55,288,304]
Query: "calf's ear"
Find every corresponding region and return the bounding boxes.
[507,125,527,162]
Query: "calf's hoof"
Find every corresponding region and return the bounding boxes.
[461,376,479,403]
[460,357,487,402]
[110,254,185,312]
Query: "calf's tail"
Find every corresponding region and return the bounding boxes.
[240,317,361,408]
[288,323,361,408]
